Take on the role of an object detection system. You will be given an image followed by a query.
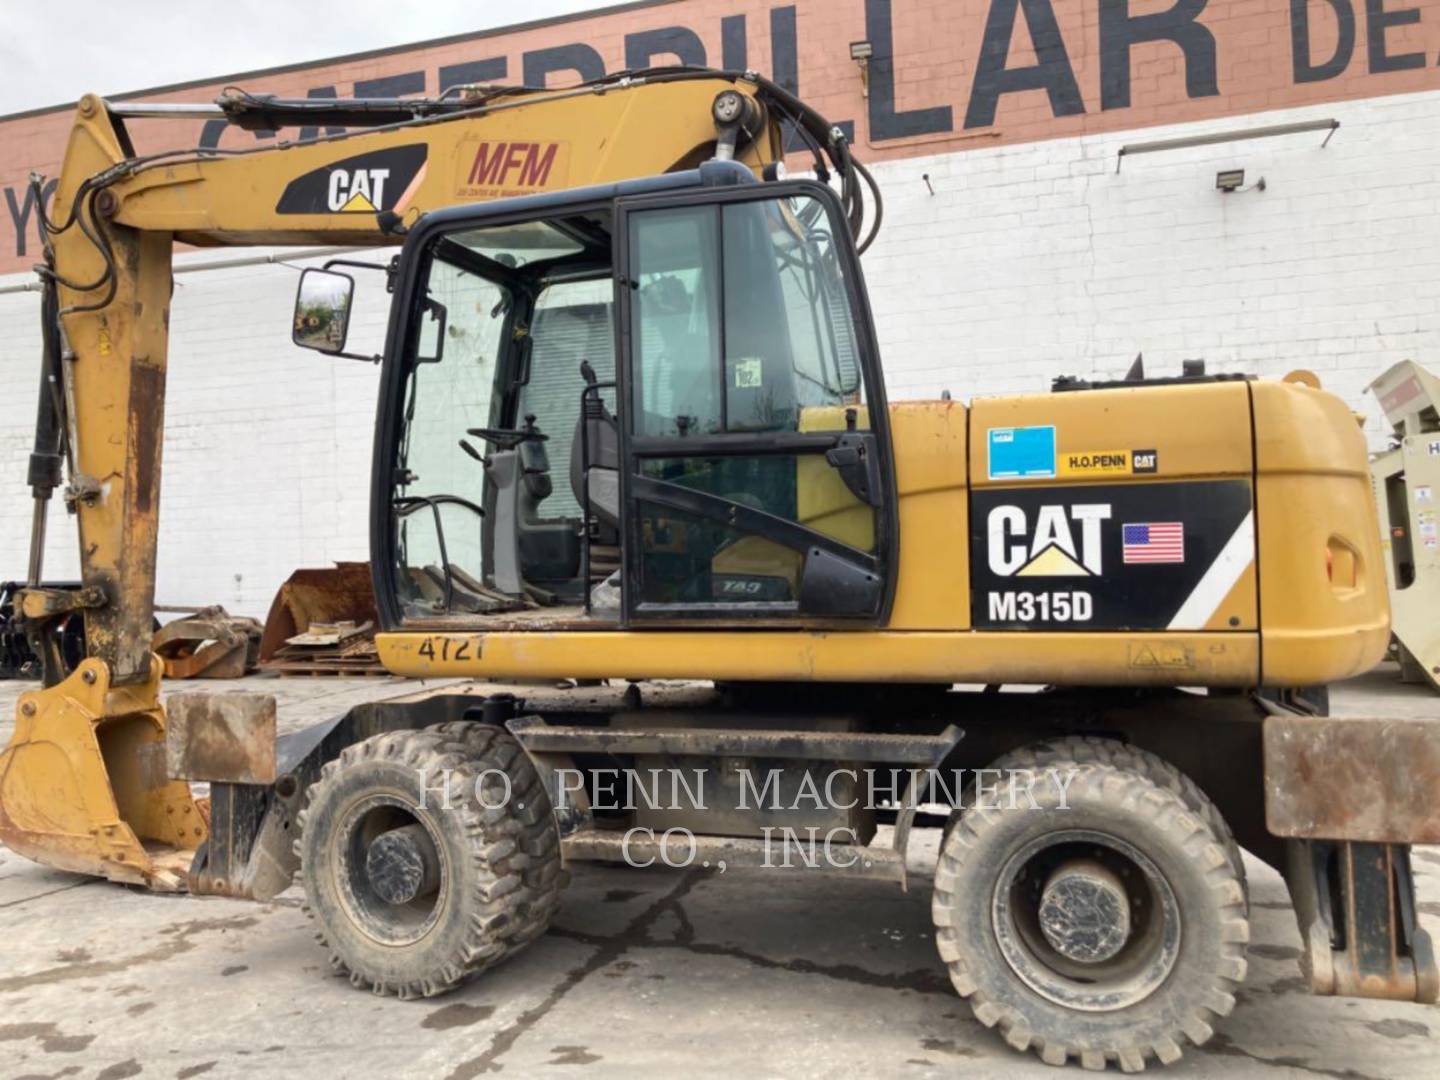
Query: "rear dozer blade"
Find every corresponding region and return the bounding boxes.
[0,656,205,890]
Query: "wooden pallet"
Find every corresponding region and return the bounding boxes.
[259,658,388,677]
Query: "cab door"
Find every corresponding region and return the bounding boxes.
[613,181,898,624]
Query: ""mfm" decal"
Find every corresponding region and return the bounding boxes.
[458,140,568,196]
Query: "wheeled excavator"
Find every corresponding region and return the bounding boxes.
[1,67,1437,1071]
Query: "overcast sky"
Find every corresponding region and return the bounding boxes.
[0,1,614,114]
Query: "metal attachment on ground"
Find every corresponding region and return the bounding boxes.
[1368,359,1440,693]
[152,605,262,679]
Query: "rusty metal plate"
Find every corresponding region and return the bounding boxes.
[258,563,377,662]
[166,692,277,784]
[1265,716,1440,843]
[153,606,262,679]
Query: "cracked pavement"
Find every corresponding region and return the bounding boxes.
[1,669,1437,1078]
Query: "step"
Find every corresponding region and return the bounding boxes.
[508,716,962,765]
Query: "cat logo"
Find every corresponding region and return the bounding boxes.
[276,145,427,216]
[987,503,1112,577]
[328,168,389,213]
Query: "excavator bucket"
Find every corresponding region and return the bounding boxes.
[258,562,383,674]
[0,656,205,890]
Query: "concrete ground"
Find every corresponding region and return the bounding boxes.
[1,668,1437,1078]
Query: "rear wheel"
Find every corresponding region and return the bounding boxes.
[297,725,563,998]
[932,750,1248,1071]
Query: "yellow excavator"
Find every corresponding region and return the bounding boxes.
[1,66,1437,1071]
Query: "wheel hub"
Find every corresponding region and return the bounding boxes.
[1037,858,1131,964]
[366,822,441,906]
[992,829,1182,1012]
[333,794,448,947]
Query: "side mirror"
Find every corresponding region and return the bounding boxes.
[293,268,355,354]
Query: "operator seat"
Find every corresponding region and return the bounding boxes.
[468,417,580,599]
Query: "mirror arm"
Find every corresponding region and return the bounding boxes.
[323,255,401,295]
[323,257,391,275]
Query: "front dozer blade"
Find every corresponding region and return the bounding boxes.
[0,656,205,890]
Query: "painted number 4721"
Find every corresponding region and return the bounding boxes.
[416,636,482,662]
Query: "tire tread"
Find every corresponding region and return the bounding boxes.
[296,721,565,999]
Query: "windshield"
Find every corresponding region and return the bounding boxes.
[393,251,509,612]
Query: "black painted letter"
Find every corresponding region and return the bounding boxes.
[1291,0,1356,83]
[356,71,425,98]
[1099,0,1218,111]
[625,27,706,69]
[1365,0,1424,73]
[866,0,953,140]
[523,44,605,87]
[440,58,508,92]
[722,14,748,70]
[965,0,1085,129]
[296,85,347,145]
[5,179,57,259]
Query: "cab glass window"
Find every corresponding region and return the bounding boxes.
[629,194,864,439]
[395,256,508,605]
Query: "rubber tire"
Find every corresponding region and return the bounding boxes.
[989,736,1247,902]
[297,725,563,998]
[426,720,568,945]
[932,753,1249,1072]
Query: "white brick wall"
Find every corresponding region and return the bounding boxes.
[0,252,389,616]
[3,88,1438,617]
[861,89,1440,418]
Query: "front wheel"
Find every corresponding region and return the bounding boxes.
[297,726,563,998]
[932,751,1248,1071]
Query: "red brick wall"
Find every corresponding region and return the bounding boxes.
[3,0,1438,273]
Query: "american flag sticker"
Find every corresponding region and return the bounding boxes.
[1122,522,1185,564]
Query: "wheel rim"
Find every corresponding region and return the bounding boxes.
[332,793,449,947]
[992,829,1181,1012]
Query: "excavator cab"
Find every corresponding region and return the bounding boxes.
[294,165,899,631]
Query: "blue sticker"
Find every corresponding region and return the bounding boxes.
[988,425,1056,480]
